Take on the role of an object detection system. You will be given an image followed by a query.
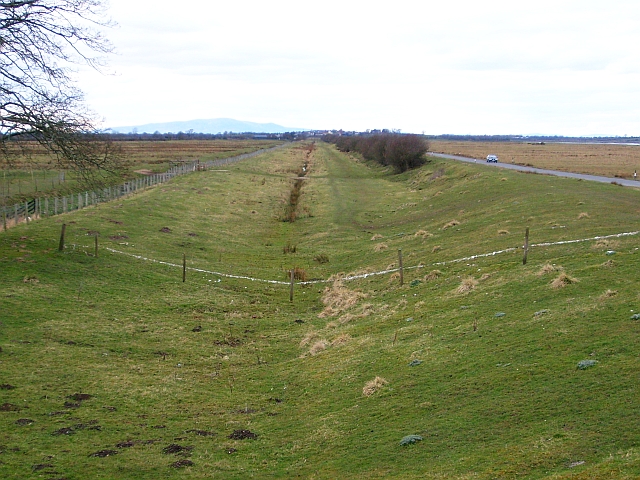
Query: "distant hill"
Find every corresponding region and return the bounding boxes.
[108,118,306,135]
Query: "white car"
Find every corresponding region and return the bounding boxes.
[486,155,498,163]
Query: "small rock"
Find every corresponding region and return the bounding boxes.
[631,314,640,320]
[534,309,549,317]
[192,325,202,332]
[406,317,413,322]
[494,312,506,317]
[400,434,423,446]
[568,460,585,468]
[577,360,598,370]
[605,250,616,255]
[410,279,421,287]
[408,360,423,367]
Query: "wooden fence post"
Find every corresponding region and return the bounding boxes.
[523,227,530,265]
[94,235,99,258]
[183,253,186,282]
[2,206,6,232]
[58,223,66,252]
[289,269,295,302]
[25,201,29,223]
[398,249,404,286]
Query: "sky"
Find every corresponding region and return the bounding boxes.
[77,0,640,135]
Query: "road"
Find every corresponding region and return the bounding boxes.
[428,152,640,188]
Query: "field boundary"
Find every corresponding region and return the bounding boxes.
[1,143,289,231]
[103,230,638,286]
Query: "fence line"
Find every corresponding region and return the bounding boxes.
[103,230,639,286]
[1,143,288,231]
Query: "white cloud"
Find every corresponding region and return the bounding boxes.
[78,0,640,134]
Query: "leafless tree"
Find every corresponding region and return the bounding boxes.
[0,0,122,185]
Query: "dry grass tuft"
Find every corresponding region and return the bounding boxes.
[578,212,590,219]
[370,234,383,241]
[299,331,320,348]
[456,277,478,294]
[432,245,441,253]
[442,220,460,230]
[601,259,616,268]
[551,272,578,289]
[537,263,561,276]
[414,230,433,238]
[480,273,491,281]
[424,270,442,281]
[331,333,352,347]
[374,243,388,252]
[319,276,367,318]
[500,177,507,181]
[593,239,619,250]
[498,229,510,235]
[599,289,618,300]
[363,376,388,397]
[389,272,401,282]
[309,340,329,356]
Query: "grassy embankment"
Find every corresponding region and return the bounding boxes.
[431,140,640,179]
[1,141,640,478]
[0,139,282,204]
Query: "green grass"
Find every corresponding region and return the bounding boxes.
[1,142,640,478]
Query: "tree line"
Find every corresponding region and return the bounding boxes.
[323,134,429,173]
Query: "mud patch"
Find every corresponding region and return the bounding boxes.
[32,463,54,471]
[214,338,242,347]
[228,429,257,440]
[0,403,19,412]
[68,393,93,402]
[226,448,237,454]
[52,427,75,436]
[16,418,34,426]
[0,384,15,390]
[192,325,202,332]
[159,227,172,233]
[108,235,128,240]
[162,444,193,455]
[186,429,215,437]
[64,402,80,409]
[89,449,118,457]
[170,459,194,468]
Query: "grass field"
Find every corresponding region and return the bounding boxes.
[1,142,640,478]
[431,140,640,179]
[0,139,282,203]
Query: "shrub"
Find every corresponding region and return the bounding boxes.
[325,133,428,173]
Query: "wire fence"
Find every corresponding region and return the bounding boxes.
[1,143,288,231]
[103,230,639,286]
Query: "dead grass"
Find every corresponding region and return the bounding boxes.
[442,220,460,230]
[319,276,367,318]
[431,140,640,178]
[331,333,352,347]
[578,212,590,219]
[309,340,329,356]
[424,270,442,281]
[480,273,491,281]
[370,234,383,241]
[551,272,578,289]
[414,230,433,238]
[362,377,388,397]
[537,263,561,276]
[389,272,400,282]
[599,289,618,300]
[374,243,388,252]
[432,245,441,253]
[498,229,510,235]
[456,277,478,294]
[299,331,320,348]
[593,239,619,250]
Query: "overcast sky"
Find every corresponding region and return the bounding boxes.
[78,0,640,135]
